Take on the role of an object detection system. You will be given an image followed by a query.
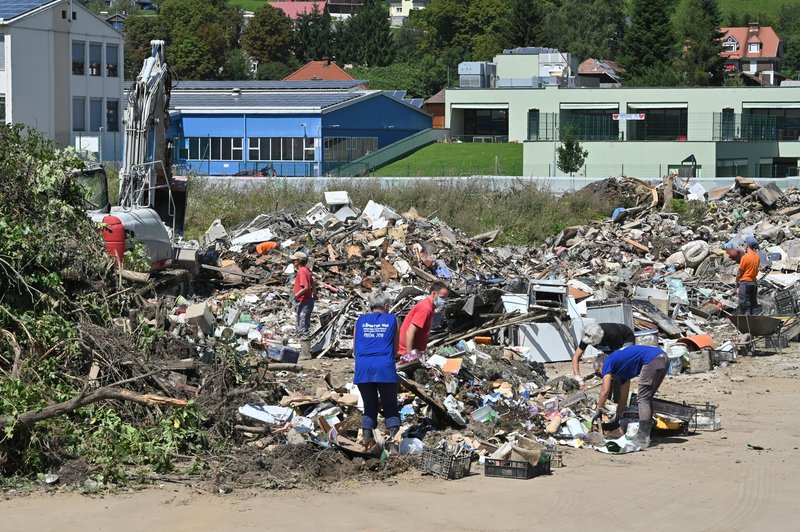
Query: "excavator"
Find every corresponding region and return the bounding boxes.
[80,40,194,274]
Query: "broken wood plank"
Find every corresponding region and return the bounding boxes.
[201,264,261,280]
[622,237,649,254]
[633,299,683,337]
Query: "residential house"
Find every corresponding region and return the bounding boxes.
[326,0,364,19]
[284,60,357,82]
[720,24,783,86]
[389,0,430,26]
[0,0,124,160]
[104,13,126,32]
[578,59,625,87]
[446,58,800,178]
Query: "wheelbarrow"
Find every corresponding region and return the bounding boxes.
[727,314,786,355]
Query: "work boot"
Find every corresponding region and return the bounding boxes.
[362,428,374,444]
[385,426,400,455]
[632,419,652,449]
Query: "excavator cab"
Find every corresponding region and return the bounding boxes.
[78,164,111,215]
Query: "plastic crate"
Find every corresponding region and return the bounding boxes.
[690,403,721,432]
[547,449,563,468]
[652,398,698,423]
[762,334,789,350]
[709,349,736,366]
[773,289,797,315]
[485,456,552,480]
[419,446,471,480]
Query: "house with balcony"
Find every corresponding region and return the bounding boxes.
[446,63,800,178]
[0,0,124,160]
[720,24,783,86]
[389,0,430,26]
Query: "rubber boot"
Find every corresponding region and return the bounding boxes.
[362,428,374,444]
[385,426,400,455]
[632,419,652,449]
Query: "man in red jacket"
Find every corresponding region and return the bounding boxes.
[398,281,449,361]
[291,251,314,338]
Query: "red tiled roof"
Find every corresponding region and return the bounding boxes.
[283,60,356,81]
[578,58,626,76]
[269,1,327,20]
[720,26,781,59]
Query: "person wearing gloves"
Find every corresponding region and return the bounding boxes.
[571,323,635,388]
[398,281,449,361]
[737,236,761,315]
[592,345,668,449]
[291,251,314,338]
[353,291,401,445]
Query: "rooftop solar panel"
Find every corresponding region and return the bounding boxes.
[0,0,53,20]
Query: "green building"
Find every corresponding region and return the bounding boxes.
[446,55,800,178]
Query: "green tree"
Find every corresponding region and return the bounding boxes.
[255,61,297,80]
[462,0,511,60]
[676,0,725,86]
[621,0,678,80]
[545,0,626,61]
[557,128,588,176]
[123,14,169,79]
[776,4,800,78]
[294,4,335,62]
[241,4,295,67]
[415,0,466,55]
[396,17,425,62]
[505,0,552,49]
[349,63,426,96]
[160,0,241,80]
[338,0,396,67]
[221,49,252,80]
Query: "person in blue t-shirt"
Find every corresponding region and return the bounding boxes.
[353,291,401,445]
[593,345,668,448]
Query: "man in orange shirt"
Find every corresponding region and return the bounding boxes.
[737,236,761,315]
[398,281,449,361]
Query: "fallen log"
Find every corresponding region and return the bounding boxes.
[0,386,188,430]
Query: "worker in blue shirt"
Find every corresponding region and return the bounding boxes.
[593,345,668,448]
[353,291,401,446]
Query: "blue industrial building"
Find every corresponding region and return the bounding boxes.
[166,81,432,176]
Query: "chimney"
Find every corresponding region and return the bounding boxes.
[748,22,760,33]
[323,56,331,67]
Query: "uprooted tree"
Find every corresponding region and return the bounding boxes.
[0,125,207,481]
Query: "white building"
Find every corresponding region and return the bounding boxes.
[389,0,430,26]
[0,0,124,160]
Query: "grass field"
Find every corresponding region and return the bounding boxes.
[374,143,524,177]
[227,0,269,12]
[717,0,787,20]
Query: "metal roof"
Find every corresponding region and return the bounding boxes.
[169,91,364,111]
[172,80,365,92]
[0,0,56,21]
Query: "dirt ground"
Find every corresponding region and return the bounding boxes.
[3,349,800,531]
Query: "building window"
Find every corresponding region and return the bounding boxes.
[106,44,118,77]
[324,137,349,162]
[89,98,103,132]
[89,43,102,76]
[182,137,243,161]
[748,42,761,53]
[248,137,316,161]
[0,94,6,122]
[527,109,540,141]
[106,99,119,132]
[72,97,86,131]
[0,35,5,71]
[72,41,85,75]
[351,137,378,159]
[716,159,748,178]
[722,38,738,53]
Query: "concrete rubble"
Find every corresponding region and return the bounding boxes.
[163,177,800,477]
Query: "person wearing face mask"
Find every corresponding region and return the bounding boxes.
[398,281,449,361]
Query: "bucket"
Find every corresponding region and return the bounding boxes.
[566,417,586,438]
[668,344,687,375]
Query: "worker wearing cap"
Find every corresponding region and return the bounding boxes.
[571,322,635,388]
[593,345,668,449]
[291,251,314,338]
[398,281,449,361]
[737,236,761,315]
